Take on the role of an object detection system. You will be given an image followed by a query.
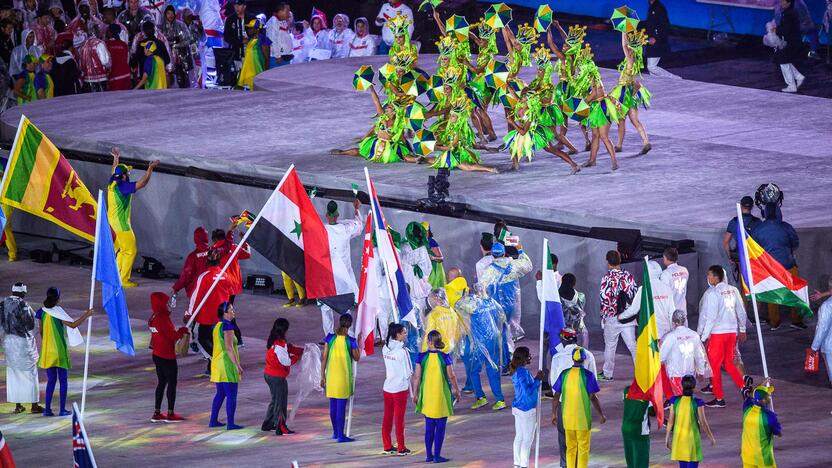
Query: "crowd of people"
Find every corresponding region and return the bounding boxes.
[7,179,829,467]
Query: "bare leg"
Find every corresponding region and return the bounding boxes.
[599,125,618,170]
[403,155,422,163]
[471,111,488,145]
[459,163,498,173]
[584,129,599,167]
[616,119,625,151]
[477,108,497,140]
[580,124,591,151]
[627,108,651,154]
[330,148,361,157]
[544,144,580,174]
[554,128,578,154]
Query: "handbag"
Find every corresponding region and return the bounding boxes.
[804,348,820,373]
[175,331,191,357]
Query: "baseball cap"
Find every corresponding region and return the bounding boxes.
[740,196,754,208]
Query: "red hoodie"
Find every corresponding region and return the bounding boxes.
[186,266,235,326]
[149,292,188,360]
[212,230,250,295]
[172,227,210,297]
[264,339,303,378]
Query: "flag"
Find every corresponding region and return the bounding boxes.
[365,169,415,326]
[356,215,378,356]
[0,430,15,468]
[93,191,134,356]
[541,242,564,356]
[736,224,811,317]
[0,116,96,242]
[247,167,354,311]
[627,257,664,426]
[72,403,96,468]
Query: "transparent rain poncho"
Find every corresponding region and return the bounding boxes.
[288,343,323,424]
[455,284,506,369]
[423,288,465,358]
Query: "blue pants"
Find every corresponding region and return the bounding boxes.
[678,462,699,468]
[424,416,447,460]
[45,367,68,413]
[329,398,349,440]
[502,326,511,368]
[471,352,504,401]
[462,338,473,390]
[210,382,238,428]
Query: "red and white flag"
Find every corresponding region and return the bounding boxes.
[355,215,379,356]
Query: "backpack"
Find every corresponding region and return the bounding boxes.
[616,288,637,323]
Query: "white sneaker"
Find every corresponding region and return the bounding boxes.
[781,86,797,93]
[794,74,805,89]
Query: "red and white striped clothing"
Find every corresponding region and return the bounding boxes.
[348,33,376,57]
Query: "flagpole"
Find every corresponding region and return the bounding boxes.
[736,203,771,382]
[346,361,357,437]
[0,115,26,200]
[533,238,547,468]
[185,164,295,330]
[80,190,104,416]
[364,167,401,323]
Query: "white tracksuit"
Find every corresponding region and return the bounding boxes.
[659,325,710,378]
[620,272,677,339]
[348,33,376,57]
[697,281,746,342]
[660,262,689,314]
[811,297,832,384]
[320,209,362,335]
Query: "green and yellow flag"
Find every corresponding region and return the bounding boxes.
[0,116,97,242]
[627,256,665,426]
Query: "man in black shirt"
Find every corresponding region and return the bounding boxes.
[223,0,253,62]
[723,196,761,262]
[642,0,680,78]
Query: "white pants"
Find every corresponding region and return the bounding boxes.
[512,407,537,468]
[6,366,39,403]
[646,57,681,79]
[601,319,637,378]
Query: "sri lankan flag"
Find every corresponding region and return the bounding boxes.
[627,256,664,426]
[0,116,97,242]
[736,223,811,317]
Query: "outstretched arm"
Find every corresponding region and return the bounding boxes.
[501,25,516,52]
[547,29,565,61]
[621,31,633,64]
[432,9,446,36]
[64,308,94,329]
[135,160,160,190]
[111,147,121,172]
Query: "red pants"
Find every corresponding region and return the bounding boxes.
[707,333,744,399]
[382,390,408,451]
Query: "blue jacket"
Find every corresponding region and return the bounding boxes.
[751,219,799,269]
[511,367,540,411]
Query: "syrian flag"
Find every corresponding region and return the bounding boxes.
[541,241,564,357]
[247,166,355,312]
[356,215,378,356]
[364,168,415,326]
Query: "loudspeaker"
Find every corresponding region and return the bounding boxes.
[588,227,643,262]
[245,274,274,295]
[29,249,54,263]
[139,256,166,279]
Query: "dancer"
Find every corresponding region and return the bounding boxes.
[740,378,781,468]
[612,29,651,154]
[134,40,167,89]
[36,287,93,417]
[108,148,159,288]
[551,347,606,468]
[386,13,417,67]
[510,346,544,468]
[413,330,462,464]
[382,323,413,456]
[665,375,716,468]
[697,265,746,408]
[576,45,621,170]
[321,313,360,442]
[237,18,268,89]
[466,21,499,142]
[1,283,44,414]
[429,96,498,173]
[148,292,188,423]
[262,318,303,435]
[209,302,243,430]
[547,23,590,151]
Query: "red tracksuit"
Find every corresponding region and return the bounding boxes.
[106,38,131,91]
[172,227,210,297]
[212,231,251,296]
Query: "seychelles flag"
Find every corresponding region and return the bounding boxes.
[627,256,664,426]
[735,211,811,317]
[364,168,415,327]
[356,215,379,356]
[72,403,96,468]
[540,240,564,356]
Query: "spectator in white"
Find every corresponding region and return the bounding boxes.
[549,327,596,468]
[265,2,293,67]
[9,29,42,77]
[400,221,432,312]
[598,250,637,382]
[697,265,746,408]
[290,21,315,64]
[348,17,375,57]
[327,13,353,59]
[77,30,111,92]
[320,199,363,336]
[811,277,832,386]
[475,232,494,283]
[19,0,37,30]
[642,0,680,79]
[308,11,329,58]
[375,0,413,55]
[659,309,710,397]
[660,247,689,314]
[68,0,107,40]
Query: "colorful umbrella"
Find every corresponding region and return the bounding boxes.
[400,71,429,97]
[405,102,428,131]
[445,14,470,42]
[418,0,442,12]
[352,65,374,91]
[377,63,395,86]
[413,129,437,156]
[484,60,509,89]
[426,75,444,103]
[610,6,639,33]
[484,3,512,29]
[498,81,523,108]
[534,4,554,33]
[561,96,591,120]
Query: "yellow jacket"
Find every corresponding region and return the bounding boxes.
[445,277,469,310]
[422,305,462,354]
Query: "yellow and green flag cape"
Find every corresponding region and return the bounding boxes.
[237,38,265,89]
[0,116,97,242]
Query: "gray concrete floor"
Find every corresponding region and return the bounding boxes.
[0,260,830,467]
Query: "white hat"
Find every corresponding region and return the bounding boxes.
[11,283,27,293]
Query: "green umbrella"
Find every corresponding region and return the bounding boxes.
[561,96,591,120]
[499,80,523,108]
[426,75,444,104]
[610,6,639,33]
[352,65,374,92]
[400,71,429,97]
[534,4,553,33]
[445,14,470,42]
[418,0,442,12]
[484,60,509,89]
[413,129,437,156]
[484,3,512,29]
[406,102,428,130]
